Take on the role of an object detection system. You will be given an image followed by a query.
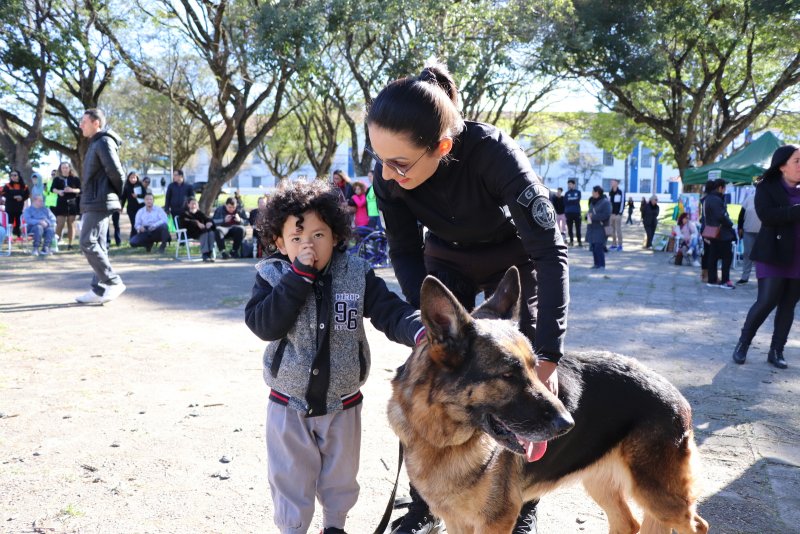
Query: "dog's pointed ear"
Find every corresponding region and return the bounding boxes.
[420,274,471,369]
[473,266,521,321]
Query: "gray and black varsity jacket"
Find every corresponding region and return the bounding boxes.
[244,251,424,416]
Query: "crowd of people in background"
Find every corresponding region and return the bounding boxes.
[0,163,267,262]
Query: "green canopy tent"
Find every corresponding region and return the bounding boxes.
[682,131,783,185]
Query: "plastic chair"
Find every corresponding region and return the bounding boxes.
[174,215,192,260]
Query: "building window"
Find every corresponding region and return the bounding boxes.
[229,176,239,188]
[252,176,262,188]
[252,155,262,164]
[603,151,614,166]
[641,147,653,168]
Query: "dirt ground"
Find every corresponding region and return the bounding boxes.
[1,224,798,534]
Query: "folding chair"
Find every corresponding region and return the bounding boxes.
[173,216,215,261]
[174,216,192,260]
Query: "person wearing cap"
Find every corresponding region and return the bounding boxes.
[732,145,800,369]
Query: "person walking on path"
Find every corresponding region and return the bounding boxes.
[75,108,126,304]
[732,145,800,369]
[607,179,625,250]
[736,192,762,285]
[626,197,635,224]
[703,179,736,289]
[586,185,611,269]
[369,61,568,534]
[551,187,567,241]
[642,195,660,249]
[564,178,582,247]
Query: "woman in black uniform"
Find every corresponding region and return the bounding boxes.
[369,62,568,534]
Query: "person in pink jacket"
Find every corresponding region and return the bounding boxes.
[349,181,370,227]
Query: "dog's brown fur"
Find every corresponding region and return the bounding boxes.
[388,267,709,534]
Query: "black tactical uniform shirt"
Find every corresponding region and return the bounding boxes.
[373,121,569,361]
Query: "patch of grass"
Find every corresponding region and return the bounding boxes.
[219,295,249,307]
[61,504,84,517]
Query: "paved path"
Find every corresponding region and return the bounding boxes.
[1,223,798,533]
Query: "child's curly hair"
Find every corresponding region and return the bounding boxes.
[257,180,352,251]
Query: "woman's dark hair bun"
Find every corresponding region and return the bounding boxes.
[417,62,458,106]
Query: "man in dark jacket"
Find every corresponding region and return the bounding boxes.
[76,108,126,304]
[164,169,195,218]
[213,197,247,259]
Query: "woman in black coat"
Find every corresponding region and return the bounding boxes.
[703,178,736,288]
[732,145,800,369]
[641,195,660,248]
[120,172,146,237]
[178,197,216,262]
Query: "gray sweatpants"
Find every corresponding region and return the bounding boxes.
[739,231,757,281]
[266,402,361,534]
[79,211,123,296]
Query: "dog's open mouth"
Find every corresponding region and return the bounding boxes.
[486,414,547,462]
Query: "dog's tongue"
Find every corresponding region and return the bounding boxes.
[519,438,547,462]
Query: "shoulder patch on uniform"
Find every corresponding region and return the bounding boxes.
[531,197,556,229]
[516,183,551,208]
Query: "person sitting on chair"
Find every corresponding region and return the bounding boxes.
[22,195,57,256]
[130,192,170,253]
[674,212,701,266]
[179,197,216,262]
[249,195,267,258]
[213,197,247,259]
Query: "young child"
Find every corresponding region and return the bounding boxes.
[245,181,424,534]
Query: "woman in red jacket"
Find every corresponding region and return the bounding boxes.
[2,170,30,237]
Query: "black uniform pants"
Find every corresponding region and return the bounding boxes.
[740,277,800,350]
[706,239,733,284]
[565,213,582,244]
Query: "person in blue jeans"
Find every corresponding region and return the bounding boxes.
[22,195,56,255]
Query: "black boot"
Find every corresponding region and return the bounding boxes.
[512,500,539,534]
[732,341,749,364]
[767,348,788,369]
[390,487,444,534]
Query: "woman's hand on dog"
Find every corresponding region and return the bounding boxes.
[536,361,559,396]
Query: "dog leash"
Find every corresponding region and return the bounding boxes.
[372,441,404,534]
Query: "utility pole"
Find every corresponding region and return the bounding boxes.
[167,31,176,183]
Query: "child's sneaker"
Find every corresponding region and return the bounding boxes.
[32,249,39,256]
[719,281,735,290]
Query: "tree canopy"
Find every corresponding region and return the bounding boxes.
[538,0,800,175]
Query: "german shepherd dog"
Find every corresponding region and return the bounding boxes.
[388,267,709,534]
